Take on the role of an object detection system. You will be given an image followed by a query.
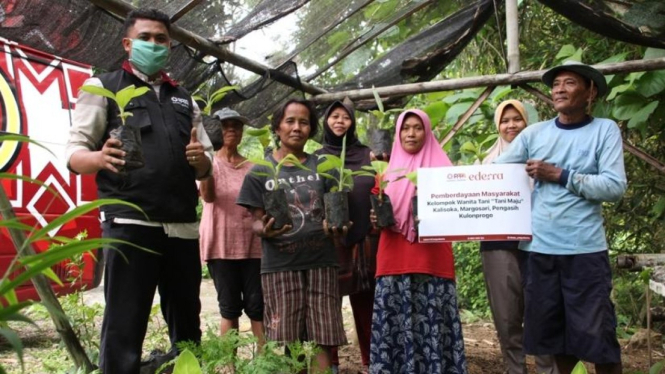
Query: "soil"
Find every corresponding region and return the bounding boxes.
[0,279,659,373]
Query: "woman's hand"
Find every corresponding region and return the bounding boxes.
[323,220,353,237]
[253,215,292,238]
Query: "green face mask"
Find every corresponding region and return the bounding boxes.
[129,39,169,76]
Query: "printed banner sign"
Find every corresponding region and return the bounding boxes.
[417,164,531,243]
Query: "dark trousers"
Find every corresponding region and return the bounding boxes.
[99,222,202,374]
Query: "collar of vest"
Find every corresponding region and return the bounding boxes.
[122,60,178,87]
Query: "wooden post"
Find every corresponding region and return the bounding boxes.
[86,0,328,95]
[0,186,95,373]
[647,283,652,368]
[505,0,520,73]
[440,86,495,147]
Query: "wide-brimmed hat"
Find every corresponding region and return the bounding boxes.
[212,107,249,125]
[542,60,608,97]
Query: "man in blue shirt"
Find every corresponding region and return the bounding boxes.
[496,61,627,374]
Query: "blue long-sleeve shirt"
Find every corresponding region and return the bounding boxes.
[495,117,627,255]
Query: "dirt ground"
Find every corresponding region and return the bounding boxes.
[0,279,660,373]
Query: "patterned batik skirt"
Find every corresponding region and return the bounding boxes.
[369,274,467,374]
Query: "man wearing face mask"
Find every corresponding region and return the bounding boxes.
[66,8,212,374]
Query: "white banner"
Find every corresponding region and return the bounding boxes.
[417,164,532,243]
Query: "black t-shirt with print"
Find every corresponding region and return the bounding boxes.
[236,153,338,274]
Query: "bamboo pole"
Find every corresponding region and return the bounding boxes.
[312,57,665,102]
[520,83,665,176]
[505,0,519,73]
[440,86,495,146]
[0,186,95,372]
[170,0,203,23]
[86,0,328,95]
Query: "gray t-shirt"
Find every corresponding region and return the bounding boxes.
[236,154,338,273]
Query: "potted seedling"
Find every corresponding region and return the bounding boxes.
[362,160,401,228]
[317,135,374,230]
[80,84,150,173]
[193,85,238,150]
[367,86,402,160]
[242,154,310,230]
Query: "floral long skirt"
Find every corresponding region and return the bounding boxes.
[369,274,467,374]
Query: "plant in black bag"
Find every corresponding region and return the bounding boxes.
[317,135,373,230]
[240,154,310,230]
[363,160,402,228]
[367,86,402,160]
[80,84,150,173]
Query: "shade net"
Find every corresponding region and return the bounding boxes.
[1,0,663,124]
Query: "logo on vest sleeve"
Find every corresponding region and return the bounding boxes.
[171,97,190,109]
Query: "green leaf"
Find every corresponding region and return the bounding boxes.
[80,85,116,102]
[316,158,339,174]
[0,238,142,298]
[423,101,449,127]
[0,218,35,232]
[612,92,648,120]
[172,349,202,374]
[0,327,24,370]
[29,199,144,242]
[445,102,473,124]
[372,86,384,113]
[0,134,55,157]
[568,48,584,63]
[645,48,665,60]
[653,197,665,219]
[636,70,665,98]
[460,141,477,154]
[0,173,58,196]
[571,361,587,374]
[607,83,633,101]
[627,101,659,129]
[599,53,628,83]
[490,86,513,104]
[245,127,270,137]
[209,85,238,105]
[650,360,665,374]
[555,44,576,60]
[115,85,150,110]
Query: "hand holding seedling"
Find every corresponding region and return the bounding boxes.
[99,138,125,173]
[186,127,210,177]
[323,219,353,237]
[254,214,292,238]
[370,151,389,162]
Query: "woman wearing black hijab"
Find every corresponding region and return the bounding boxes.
[316,100,375,374]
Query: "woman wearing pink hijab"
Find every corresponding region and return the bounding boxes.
[369,109,467,374]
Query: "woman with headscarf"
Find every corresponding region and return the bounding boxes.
[316,100,376,374]
[369,109,467,374]
[481,100,557,374]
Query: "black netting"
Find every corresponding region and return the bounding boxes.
[538,0,665,49]
[223,0,310,42]
[2,0,664,125]
[335,0,493,92]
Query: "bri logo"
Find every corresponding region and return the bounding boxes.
[171,97,190,109]
[447,173,466,181]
